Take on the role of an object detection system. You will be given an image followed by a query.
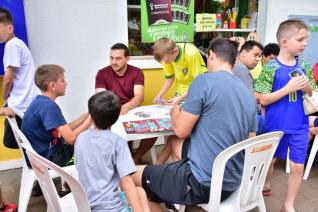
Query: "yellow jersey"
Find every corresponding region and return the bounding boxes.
[250,60,263,80]
[162,43,207,95]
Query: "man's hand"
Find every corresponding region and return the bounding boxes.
[120,104,130,115]
[170,104,181,117]
[165,96,182,106]
[284,75,309,93]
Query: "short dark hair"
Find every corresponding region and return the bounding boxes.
[263,43,280,57]
[0,8,13,25]
[208,38,239,67]
[111,43,129,57]
[88,91,121,130]
[34,64,65,91]
[239,40,264,53]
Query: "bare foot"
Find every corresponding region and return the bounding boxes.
[281,205,296,212]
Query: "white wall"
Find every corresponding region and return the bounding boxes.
[24,0,128,120]
[263,0,318,44]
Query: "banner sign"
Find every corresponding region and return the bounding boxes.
[141,0,194,43]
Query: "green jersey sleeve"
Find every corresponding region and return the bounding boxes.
[254,61,276,94]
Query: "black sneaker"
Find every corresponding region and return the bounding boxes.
[31,182,43,197]
[58,189,71,197]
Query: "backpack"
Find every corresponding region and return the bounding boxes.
[183,43,207,67]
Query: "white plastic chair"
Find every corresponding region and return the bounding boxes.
[286,149,291,173]
[5,116,76,212]
[286,135,318,180]
[181,131,283,212]
[303,136,318,180]
[21,142,91,212]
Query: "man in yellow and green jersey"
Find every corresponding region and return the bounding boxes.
[153,37,207,105]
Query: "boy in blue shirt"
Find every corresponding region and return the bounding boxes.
[22,64,91,166]
[255,20,316,212]
[75,91,150,212]
[22,64,91,196]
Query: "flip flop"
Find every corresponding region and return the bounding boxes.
[262,189,272,196]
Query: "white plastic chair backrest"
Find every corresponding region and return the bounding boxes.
[21,143,91,212]
[5,115,35,168]
[206,131,283,211]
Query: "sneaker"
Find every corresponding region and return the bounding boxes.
[0,202,17,212]
[58,189,71,197]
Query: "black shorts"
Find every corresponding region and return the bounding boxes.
[48,138,74,167]
[142,158,210,205]
[3,115,22,149]
[181,137,191,159]
[25,138,74,168]
[142,137,233,205]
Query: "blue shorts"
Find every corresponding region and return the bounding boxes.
[256,115,266,135]
[314,117,318,127]
[274,133,308,164]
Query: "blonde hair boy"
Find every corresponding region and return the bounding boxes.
[255,19,316,212]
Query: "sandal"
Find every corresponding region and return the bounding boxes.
[262,189,272,196]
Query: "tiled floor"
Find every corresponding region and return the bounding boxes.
[1,148,318,212]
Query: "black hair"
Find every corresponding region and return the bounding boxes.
[208,38,239,67]
[263,43,280,57]
[88,91,121,129]
[111,43,130,57]
[0,7,13,24]
[239,40,264,53]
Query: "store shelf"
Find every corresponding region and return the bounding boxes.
[194,28,256,32]
[213,28,256,32]
[128,5,141,10]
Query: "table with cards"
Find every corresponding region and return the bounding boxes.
[111,105,175,163]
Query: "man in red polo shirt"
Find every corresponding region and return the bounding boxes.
[95,43,156,164]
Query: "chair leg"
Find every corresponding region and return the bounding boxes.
[178,205,186,212]
[303,137,318,180]
[18,168,36,212]
[286,148,290,174]
[150,145,157,164]
[258,196,266,212]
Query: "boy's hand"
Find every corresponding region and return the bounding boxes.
[153,94,165,105]
[0,108,15,117]
[285,75,309,93]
